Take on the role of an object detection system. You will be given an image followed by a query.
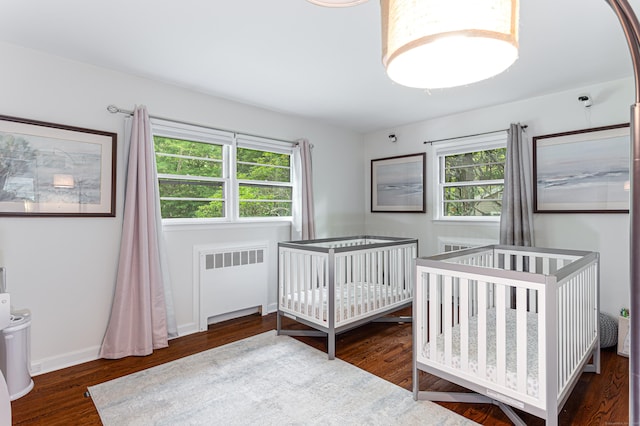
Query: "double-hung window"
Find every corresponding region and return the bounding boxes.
[235,135,294,218]
[151,119,294,222]
[433,132,507,220]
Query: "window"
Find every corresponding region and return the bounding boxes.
[155,136,225,219]
[434,132,507,220]
[236,136,293,218]
[151,119,294,221]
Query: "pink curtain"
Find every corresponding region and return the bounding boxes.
[293,139,316,240]
[99,106,169,358]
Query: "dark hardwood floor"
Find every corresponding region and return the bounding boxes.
[11,308,629,425]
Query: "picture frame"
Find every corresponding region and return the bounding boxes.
[533,123,630,213]
[371,152,426,213]
[0,115,117,217]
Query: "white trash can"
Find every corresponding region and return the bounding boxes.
[0,311,33,400]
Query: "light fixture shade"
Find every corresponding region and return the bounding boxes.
[382,0,519,89]
[307,0,368,7]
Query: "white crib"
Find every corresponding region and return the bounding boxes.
[413,245,600,426]
[277,236,417,359]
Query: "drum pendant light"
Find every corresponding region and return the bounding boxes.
[382,0,519,89]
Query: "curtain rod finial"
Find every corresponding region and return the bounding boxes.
[107,105,119,114]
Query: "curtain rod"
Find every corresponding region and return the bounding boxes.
[106,105,301,146]
[422,125,528,145]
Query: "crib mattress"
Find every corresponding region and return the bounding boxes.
[422,307,539,398]
[282,282,411,324]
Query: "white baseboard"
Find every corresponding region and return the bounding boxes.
[176,322,199,338]
[31,308,276,375]
[31,345,101,376]
[267,302,277,314]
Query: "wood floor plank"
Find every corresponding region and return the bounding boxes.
[10,310,629,425]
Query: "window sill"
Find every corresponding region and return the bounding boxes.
[162,218,292,232]
[432,217,501,224]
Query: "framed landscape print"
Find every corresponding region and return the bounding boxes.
[371,152,426,213]
[0,115,117,217]
[533,123,629,213]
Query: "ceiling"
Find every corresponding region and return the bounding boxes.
[0,0,637,133]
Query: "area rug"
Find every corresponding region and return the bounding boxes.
[88,331,476,425]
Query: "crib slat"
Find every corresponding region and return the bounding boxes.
[347,255,352,321]
[516,286,528,395]
[477,280,488,380]
[460,278,470,372]
[453,277,459,326]
[321,254,327,323]
[382,250,391,303]
[536,283,548,405]
[304,254,309,316]
[496,282,507,387]
[560,281,567,388]
[444,275,453,366]
[429,273,439,361]
[393,249,399,303]
[282,250,289,309]
[311,254,317,316]
[295,253,301,313]
[368,251,374,310]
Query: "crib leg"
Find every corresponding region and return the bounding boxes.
[494,401,528,426]
[276,311,282,335]
[412,365,419,401]
[328,329,336,360]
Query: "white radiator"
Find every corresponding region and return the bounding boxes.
[197,242,268,331]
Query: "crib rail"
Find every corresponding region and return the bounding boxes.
[279,239,417,329]
[414,244,599,420]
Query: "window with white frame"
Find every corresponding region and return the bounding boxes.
[433,132,507,220]
[151,119,294,221]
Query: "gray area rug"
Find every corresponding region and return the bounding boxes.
[89,331,476,425]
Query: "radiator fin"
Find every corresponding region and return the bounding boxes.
[205,248,264,270]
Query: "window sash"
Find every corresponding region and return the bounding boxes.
[152,121,295,221]
[433,133,507,220]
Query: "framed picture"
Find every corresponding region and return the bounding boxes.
[0,115,117,217]
[371,152,426,213]
[533,123,629,213]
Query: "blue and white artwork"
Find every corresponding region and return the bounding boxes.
[536,127,630,212]
[372,154,424,212]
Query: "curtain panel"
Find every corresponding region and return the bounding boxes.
[99,106,176,359]
[292,139,316,240]
[499,123,534,246]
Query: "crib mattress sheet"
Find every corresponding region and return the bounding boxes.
[282,283,411,323]
[422,307,539,398]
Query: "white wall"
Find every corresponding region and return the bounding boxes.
[0,42,365,374]
[364,77,634,318]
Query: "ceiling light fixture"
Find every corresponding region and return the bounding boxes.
[381,0,520,89]
[306,0,368,7]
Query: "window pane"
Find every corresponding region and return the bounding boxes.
[154,136,223,178]
[239,201,292,217]
[160,199,224,219]
[444,184,504,201]
[238,183,292,217]
[444,148,506,183]
[237,148,290,182]
[444,200,502,216]
[443,183,503,217]
[158,179,224,218]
